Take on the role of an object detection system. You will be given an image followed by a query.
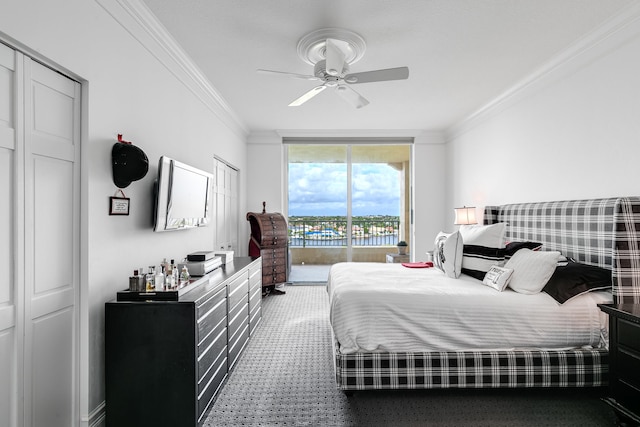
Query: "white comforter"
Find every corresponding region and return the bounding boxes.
[328,262,611,354]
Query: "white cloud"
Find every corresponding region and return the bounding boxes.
[288,163,400,216]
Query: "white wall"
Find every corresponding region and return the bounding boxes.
[445,6,640,217]
[1,0,248,424]
[413,134,447,261]
[247,132,286,214]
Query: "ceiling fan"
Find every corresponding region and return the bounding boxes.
[257,29,409,109]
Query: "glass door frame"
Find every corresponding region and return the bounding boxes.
[284,139,413,264]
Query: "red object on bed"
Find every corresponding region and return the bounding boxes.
[401,262,434,268]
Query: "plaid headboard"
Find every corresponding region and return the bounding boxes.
[484,197,640,304]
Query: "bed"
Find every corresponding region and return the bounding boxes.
[328,197,640,393]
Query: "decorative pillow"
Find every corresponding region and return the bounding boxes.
[482,266,514,292]
[433,231,463,278]
[459,223,507,280]
[504,241,542,259]
[543,261,611,304]
[505,249,561,294]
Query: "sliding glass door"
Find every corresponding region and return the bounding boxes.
[287,142,411,265]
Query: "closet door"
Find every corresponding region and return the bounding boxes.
[214,158,239,252]
[0,42,18,427]
[22,58,81,427]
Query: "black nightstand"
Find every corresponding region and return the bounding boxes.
[598,304,640,426]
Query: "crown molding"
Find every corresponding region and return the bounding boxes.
[248,129,443,145]
[273,129,428,139]
[246,129,445,144]
[96,0,249,138]
[446,2,640,141]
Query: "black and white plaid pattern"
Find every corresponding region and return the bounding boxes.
[484,197,640,304]
[335,346,608,390]
[334,197,640,391]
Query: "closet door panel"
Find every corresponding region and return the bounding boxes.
[31,307,74,427]
[215,160,226,249]
[30,62,76,161]
[0,149,13,321]
[0,43,16,427]
[229,167,239,251]
[214,158,239,252]
[0,329,13,427]
[0,43,15,330]
[24,58,80,427]
[0,42,15,145]
[31,156,74,300]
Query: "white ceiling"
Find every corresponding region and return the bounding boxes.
[142,0,635,133]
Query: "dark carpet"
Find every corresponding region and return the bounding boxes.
[204,284,617,426]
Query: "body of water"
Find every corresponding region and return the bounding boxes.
[289,235,399,247]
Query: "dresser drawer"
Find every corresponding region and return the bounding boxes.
[228,298,249,341]
[618,348,640,389]
[195,281,225,319]
[197,327,227,387]
[614,379,640,417]
[249,267,261,292]
[228,273,249,309]
[197,354,227,421]
[261,248,287,267]
[228,323,249,369]
[249,284,261,311]
[249,305,261,336]
[619,318,640,353]
[197,294,227,346]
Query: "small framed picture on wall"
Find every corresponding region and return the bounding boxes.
[109,196,130,215]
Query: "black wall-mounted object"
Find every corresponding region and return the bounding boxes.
[112,135,149,188]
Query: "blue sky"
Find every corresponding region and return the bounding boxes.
[288,163,400,216]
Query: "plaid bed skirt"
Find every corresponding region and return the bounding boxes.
[334,342,608,390]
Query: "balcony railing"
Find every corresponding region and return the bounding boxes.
[288,219,400,247]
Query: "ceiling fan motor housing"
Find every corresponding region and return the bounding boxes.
[314,60,349,81]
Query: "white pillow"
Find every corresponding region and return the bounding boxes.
[482,266,514,291]
[458,223,507,280]
[505,249,560,294]
[433,231,463,278]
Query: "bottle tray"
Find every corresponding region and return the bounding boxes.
[116,289,179,302]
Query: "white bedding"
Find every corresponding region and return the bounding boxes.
[328,262,612,354]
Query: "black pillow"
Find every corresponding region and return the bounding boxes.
[542,261,611,304]
[504,241,542,258]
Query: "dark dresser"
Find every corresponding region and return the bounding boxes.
[247,203,288,290]
[105,257,261,427]
[598,304,640,426]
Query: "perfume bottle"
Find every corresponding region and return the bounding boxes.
[138,267,146,292]
[155,266,165,291]
[180,265,190,285]
[129,270,140,291]
[163,261,170,288]
[146,266,155,291]
[171,259,178,287]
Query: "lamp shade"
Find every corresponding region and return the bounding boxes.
[454,206,477,225]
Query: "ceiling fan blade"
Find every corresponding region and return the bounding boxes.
[336,85,370,109]
[257,69,320,81]
[288,85,327,107]
[325,39,347,76]
[344,67,409,84]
